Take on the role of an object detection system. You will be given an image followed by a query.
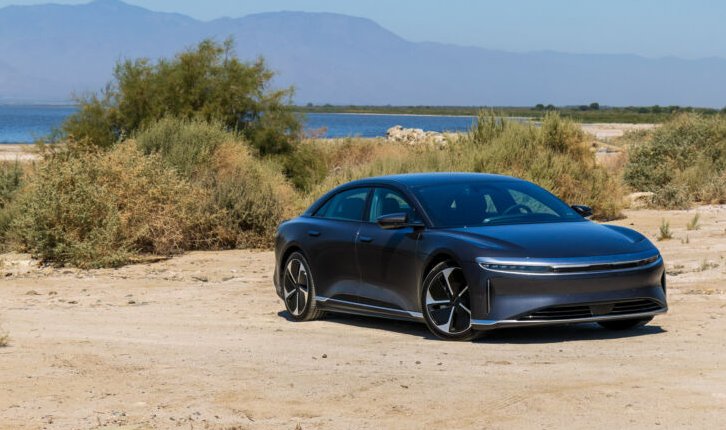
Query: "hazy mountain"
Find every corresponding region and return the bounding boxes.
[1,0,725,107]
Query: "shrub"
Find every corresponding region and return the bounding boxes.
[136,116,234,178]
[12,142,214,268]
[62,39,300,155]
[135,118,298,248]
[624,113,726,208]
[281,142,328,192]
[0,161,25,248]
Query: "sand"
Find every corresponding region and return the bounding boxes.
[0,207,725,429]
[0,144,38,162]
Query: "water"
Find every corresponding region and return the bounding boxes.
[0,105,478,143]
[0,105,77,143]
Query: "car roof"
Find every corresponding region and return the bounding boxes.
[345,172,522,188]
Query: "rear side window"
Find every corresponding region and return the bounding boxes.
[314,188,370,221]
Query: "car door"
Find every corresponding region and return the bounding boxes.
[305,187,370,300]
[355,187,423,312]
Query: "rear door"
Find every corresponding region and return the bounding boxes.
[355,187,423,312]
[305,187,370,300]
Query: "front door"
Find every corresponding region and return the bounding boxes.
[356,187,423,312]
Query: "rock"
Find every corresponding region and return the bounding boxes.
[628,192,654,209]
[386,125,446,146]
[26,290,41,295]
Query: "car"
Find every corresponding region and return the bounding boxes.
[273,172,667,340]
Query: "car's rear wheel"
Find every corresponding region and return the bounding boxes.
[282,252,324,321]
[421,261,478,341]
[597,317,652,330]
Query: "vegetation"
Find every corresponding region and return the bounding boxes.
[687,213,701,231]
[9,119,298,268]
[0,161,25,249]
[62,39,300,155]
[134,117,297,246]
[0,326,7,347]
[658,219,673,241]
[624,114,726,208]
[11,142,216,267]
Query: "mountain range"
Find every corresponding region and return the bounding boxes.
[1,0,725,107]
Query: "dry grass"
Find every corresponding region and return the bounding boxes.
[686,213,701,231]
[658,219,673,241]
[0,326,8,347]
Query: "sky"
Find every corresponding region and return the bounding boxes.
[1,0,725,59]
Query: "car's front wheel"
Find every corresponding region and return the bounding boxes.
[282,252,324,321]
[597,317,653,330]
[421,261,478,341]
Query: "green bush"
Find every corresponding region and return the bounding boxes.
[0,161,25,248]
[136,116,234,178]
[12,142,215,268]
[135,118,298,248]
[624,113,726,208]
[210,142,297,247]
[62,39,300,155]
[281,142,329,192]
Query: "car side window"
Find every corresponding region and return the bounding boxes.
[367,188,421,223]
[314,188,370,221]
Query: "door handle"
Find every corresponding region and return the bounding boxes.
[307,230,321,237]
[358,235,373,243]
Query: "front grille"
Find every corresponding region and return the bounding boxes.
[518,299,663,321]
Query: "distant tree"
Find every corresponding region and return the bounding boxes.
[589,102,600,110]
[534,103,545,110]
[722,106,726,114]
[651,105,662,114]
[63,38,300,155]
[545,104,556,111]
[578,105,589,111]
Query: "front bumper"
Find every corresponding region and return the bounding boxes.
[467,251,667,331]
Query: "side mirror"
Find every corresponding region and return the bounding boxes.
[571,205,593,218]
[376,213,410,230]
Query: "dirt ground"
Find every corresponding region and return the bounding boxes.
[1,206,725,429]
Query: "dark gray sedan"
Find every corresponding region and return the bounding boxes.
[273,173,667,340]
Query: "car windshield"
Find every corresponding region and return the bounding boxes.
[412,180,585,227]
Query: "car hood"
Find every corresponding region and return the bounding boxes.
[445,221,655,259]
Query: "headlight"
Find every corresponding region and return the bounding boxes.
[479,263,550,273]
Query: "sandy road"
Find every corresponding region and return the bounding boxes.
[1,207,725,429]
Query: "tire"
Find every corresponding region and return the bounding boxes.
[597,317,653,330]
[421,261,478,341]
[282,252,325,321]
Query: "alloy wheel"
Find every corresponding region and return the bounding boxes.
[424,266,472,335]
[283,257,309,317]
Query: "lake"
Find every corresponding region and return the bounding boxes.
[0,105,478,143]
